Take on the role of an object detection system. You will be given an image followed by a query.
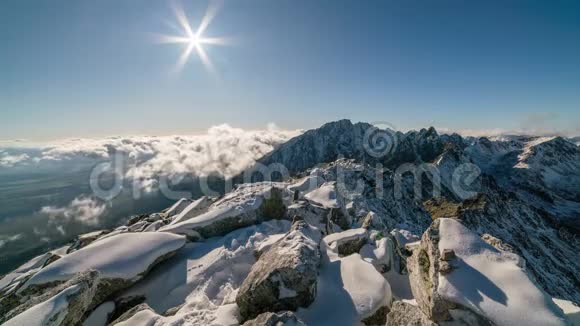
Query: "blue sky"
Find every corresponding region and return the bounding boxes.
[1,0,580,140]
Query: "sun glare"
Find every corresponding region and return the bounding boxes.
[156,0,228,75]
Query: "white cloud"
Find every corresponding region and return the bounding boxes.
[40,196,107,226]
[0,234,24,249]
[0,152,30,167]
[25,124,300,190]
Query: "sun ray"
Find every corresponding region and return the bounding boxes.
[196,0,223,38]
[175,42,196,73]
[154,34,191,44]
[195,43,215,74]
[171,0,194,38]
[198,36,230,46]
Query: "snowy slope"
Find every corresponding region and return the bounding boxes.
[437,218,568,326]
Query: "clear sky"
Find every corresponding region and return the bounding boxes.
[1,0,580,140]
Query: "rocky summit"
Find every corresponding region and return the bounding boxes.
[1,120,579,325]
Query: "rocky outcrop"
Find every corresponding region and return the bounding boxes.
[407,219,456,322]
[161,184,290,240]
[386,301,436,326]
[236,220,322,321]
[242,311,306,326]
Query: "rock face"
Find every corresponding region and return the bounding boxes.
[242,311,306,326]
[407,219,457,322]
[386,301,436,326]
[236,220,322,321]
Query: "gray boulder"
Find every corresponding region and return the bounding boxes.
[242,311,306,326]
[386,301,436,326]
[236,220,322,321]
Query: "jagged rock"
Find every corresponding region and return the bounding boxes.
[67,230,109,253]
[386,301,436,326]
[236,220,322,321]
[164,198,193,217]
[161,185,290,240]
[2,270,99,326]
[169,196,213,225]
[126,214,148,226]
[440,249,455,261]
[480,233,515,253]
[242,311,306,326]
[323,228,368,256]
[361,211,387,230]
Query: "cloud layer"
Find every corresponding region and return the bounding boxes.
[40,196,107,226]
[0,234,23,249]
[0,151,30,167]
[1,124,301,190]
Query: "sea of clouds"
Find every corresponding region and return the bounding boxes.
[1,123,301,187]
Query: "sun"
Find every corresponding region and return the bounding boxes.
[156,0,229,74]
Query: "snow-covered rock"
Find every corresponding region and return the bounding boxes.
[169,196,212,225]
[408,218,569,325]
[67,230,109,253]
[297,242,392,325]
[164,198,193,217]
[0,251,62,295]
[236,220,322,321]
[553,298,580,326]
[437,218,568,326]
[116,220,291,325]
[323,228,368,256]
[304,182,340,209]
[19,232,186,307]
[161,184,289,240]
[110,303,157,325]
[3,271,99,326]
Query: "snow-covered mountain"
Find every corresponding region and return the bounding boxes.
[1,120,579,325]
